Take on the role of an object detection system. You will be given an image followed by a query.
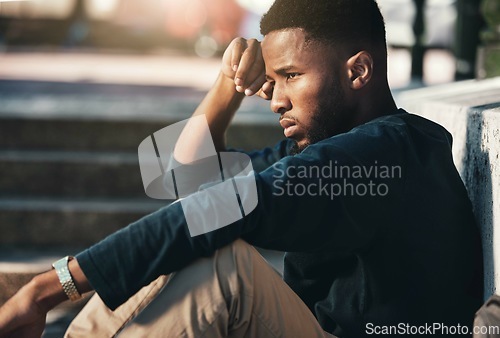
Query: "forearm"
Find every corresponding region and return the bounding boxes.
[193,72,245,151]
[172,73,243,164]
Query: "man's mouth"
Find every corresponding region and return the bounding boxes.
[279,118,299,138]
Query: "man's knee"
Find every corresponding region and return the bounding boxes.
[223,239,264,271]
[229,239,255,255]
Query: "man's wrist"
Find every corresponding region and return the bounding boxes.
[215,71,245,99]
[52,256,82,302]
[26,256,91,312]
[29,270,69,313]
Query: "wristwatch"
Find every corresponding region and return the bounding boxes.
[52,256,82,302]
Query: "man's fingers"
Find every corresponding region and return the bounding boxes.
[243,72,266,96]
[239,58,267,95]
[221,37,266,95]
[257,81,274,100]
[234,39,263,88]
[221,37,247,79]
[230,38,247,73]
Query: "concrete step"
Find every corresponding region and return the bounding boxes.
[0,150,145,198]
[0,80,282,152]
[0,115,282,153]
[0,197,167,247]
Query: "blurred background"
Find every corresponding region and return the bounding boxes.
[0,0,489,87]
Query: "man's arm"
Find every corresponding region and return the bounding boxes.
[174,37,272,163]
[196,37,271,150]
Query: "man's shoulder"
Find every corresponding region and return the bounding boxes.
[334,109,450,146]
[357,109,450,137]
[303,109,452,162]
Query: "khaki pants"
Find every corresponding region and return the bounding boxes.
[65,239,336,338]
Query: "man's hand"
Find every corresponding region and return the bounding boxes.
[221,37,273,100]
[0,282,47,338]
[0,259,91,338]
[188,36,274,151]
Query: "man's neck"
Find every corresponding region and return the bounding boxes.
[355,80,398,125]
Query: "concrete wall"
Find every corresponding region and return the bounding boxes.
[396,77,500,300]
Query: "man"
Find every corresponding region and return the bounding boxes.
[0,0,483,337]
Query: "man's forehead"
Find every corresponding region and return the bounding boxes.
[262,28,311,67]
[262,29,338,68]
[262,28,308,51]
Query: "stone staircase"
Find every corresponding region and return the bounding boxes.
[0,79,282,336]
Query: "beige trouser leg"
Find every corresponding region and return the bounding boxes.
[65,239,336,338]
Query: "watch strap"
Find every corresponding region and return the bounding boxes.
[52,256,82,302]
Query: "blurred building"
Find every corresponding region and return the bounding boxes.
[0,0,246,56]
[0,0,457,50]
[0,0,484,82]
[378,0,457,48]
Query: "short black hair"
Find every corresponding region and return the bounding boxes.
[260,0,387,56]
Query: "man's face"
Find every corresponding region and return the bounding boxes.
[261,28,351,154]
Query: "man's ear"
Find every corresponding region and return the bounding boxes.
[346,51,373,90]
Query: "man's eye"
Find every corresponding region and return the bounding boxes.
[286,73,299,80]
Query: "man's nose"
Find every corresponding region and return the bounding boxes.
[270,86,292,114]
